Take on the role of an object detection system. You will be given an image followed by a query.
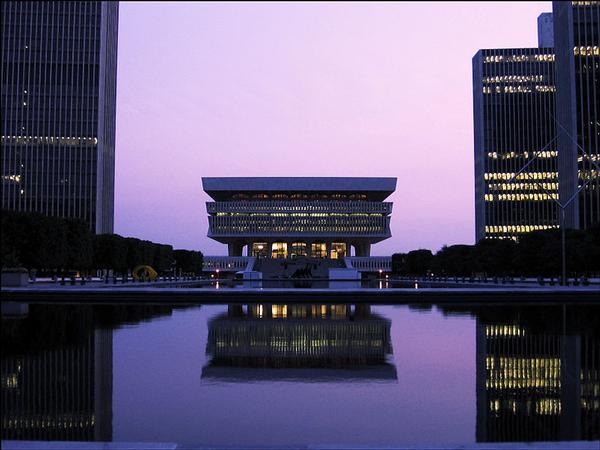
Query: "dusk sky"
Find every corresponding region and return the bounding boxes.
[114,1,552,255]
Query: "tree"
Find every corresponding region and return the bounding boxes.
[391,253,406,274]
[93,234,127,273]
[1,211,67,272]
[153,244,173,273]
[405,249,433,275]
[432,245,475,276]
[174,249,204,274]
[514,230,557,276]
[473,238,517,276]
[65,218,94,271]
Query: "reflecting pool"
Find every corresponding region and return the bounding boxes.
[1,302,598,446]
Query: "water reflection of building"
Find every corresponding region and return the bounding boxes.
[203,304,396,381]
[475,307,600,442]
[1,329,113,441]
[1,304,174,442]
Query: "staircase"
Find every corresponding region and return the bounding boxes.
[253,257,345,279]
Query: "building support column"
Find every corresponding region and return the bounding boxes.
[355,242,371,257]
[228,242,244,257]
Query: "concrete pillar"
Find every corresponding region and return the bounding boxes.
[355,243,371,257]
[354,304,371,318]
[228,242,243,256]
[228,304,244,317]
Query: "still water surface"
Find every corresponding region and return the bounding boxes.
[2,302,598,446]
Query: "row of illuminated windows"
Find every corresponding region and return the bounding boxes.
[248,304,350,320]
[2,175,22,184]
[1,135,98,146]
[214,337,386,351]
[578,155,600,162]
[485,193,559,201]
[215,212,383,217]
[487,182,559,192]
[485,172,558,181]
[208,201,392,214]
[486,379,561,390]
[579,170,599,180]
[211,226,387,233]
[482,85,555,94]
[574,46,599,56]
[251,242,347,259]
[231,193,369,200]
[485,224,559,233]
[493,357,560,371]
[488,398,561,416]
[2,417,96,430]
[572,1,599,6]
[483,75,544,84]
[485,325,526,338]
[209,216,387,223]
[487,151,557,160]
[484,54,554,63]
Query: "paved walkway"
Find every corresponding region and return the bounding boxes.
[3,440,599,449]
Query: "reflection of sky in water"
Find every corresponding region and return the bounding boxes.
[113,305,476,446]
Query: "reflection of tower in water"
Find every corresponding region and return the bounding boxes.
[203,304,396,381]
[1,329,113,441]
[475,308,600,442]
[1,304,174,442]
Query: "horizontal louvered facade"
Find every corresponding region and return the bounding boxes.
[203,177,396,257]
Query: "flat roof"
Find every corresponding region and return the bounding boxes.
[203,177,397,200]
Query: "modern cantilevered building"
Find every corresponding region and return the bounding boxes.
[553,1,600,230]
[1,1,119,233]
[202,177,396,258]
[473,18,559,241]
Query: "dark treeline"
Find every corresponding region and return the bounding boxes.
[1,210,203,276]
[1,304,178,355]
[392,226,600,277]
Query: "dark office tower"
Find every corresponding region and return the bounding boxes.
[553,1,600,230]
[1,1,119,233]
[473,45,558,241]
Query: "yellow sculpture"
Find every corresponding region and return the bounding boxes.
[132,265,158,281]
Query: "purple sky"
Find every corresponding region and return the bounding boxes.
[114,2,551,255]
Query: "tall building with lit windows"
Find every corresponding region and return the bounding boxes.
[473,42,559,241]
[553,1,600,230]
[202,177,396,257]
[1,1,119,233]
[474,4,600,241]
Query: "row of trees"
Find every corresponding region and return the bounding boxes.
[392,226,600,277]
[1,210,203,276]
